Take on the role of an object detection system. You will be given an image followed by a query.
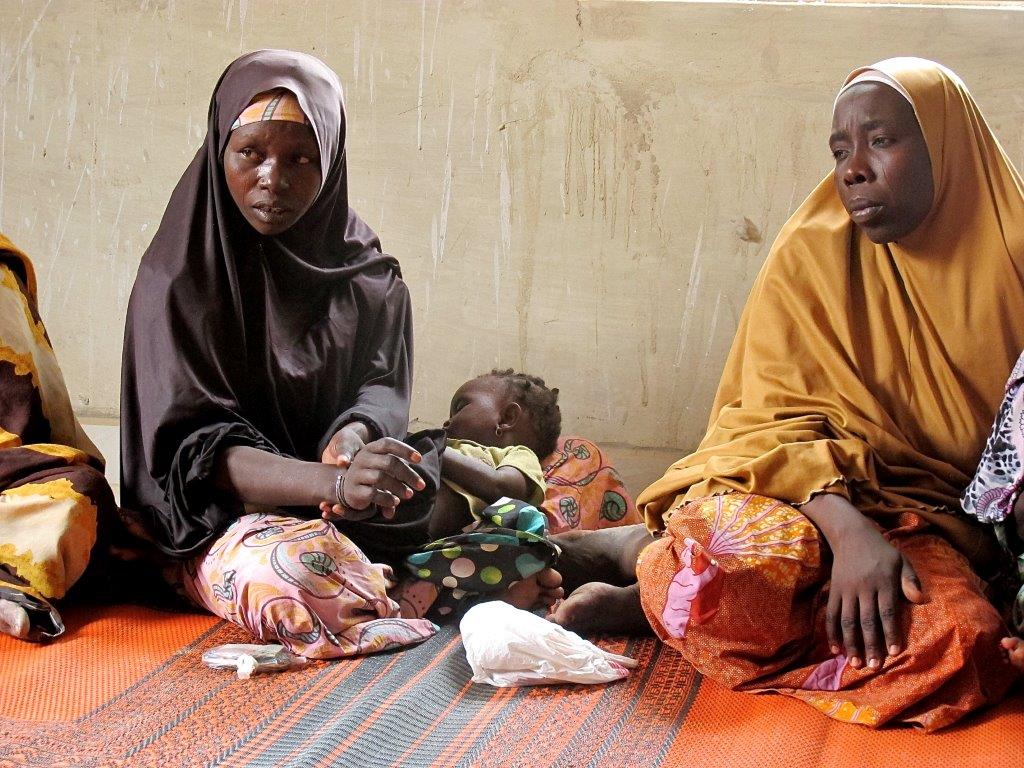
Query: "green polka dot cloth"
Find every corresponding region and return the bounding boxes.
[405,498,559,597]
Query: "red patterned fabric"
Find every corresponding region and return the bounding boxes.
[637,493,1018,731]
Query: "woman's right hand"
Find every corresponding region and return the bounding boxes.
[801,494,926,670]
[320,437,426,521]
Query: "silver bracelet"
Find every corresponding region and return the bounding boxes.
[335,471,347,507]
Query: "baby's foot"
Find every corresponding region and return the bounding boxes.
[499,568,564,611]
[1001,636,1024,670]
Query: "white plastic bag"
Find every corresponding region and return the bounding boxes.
[201,643,306,679]
[460,601,637,687]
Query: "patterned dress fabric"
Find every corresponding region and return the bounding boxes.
[184,513,437,659]
[962,348,1024,633]
[962,349,1024,525]
[540,436,640,534]
[403,498,559,619]
[637,493,1015,731]
[0,234,117,640]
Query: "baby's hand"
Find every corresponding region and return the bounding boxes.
[319,499,394,522]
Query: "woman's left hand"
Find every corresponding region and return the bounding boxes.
[320,422,374,520]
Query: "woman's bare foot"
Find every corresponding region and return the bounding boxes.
[1001,636,1024,670]
[499,568,564,611]
[552,524,653,593]
[547,582,650,635]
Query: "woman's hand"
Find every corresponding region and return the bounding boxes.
[801,494,926,670]
[319,436,426,522]
[322,422,371,467]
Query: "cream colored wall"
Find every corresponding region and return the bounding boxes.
[3,1,1024,494]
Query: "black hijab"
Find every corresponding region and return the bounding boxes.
[121,50,439,558]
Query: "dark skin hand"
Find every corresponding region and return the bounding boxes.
[319,422,425,521]
[210,423,424,523]
[801,494,925,670]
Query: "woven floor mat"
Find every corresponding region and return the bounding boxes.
[1,605,1021,767]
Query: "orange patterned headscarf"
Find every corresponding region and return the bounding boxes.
[638,59,1024,559]
[230,88,310,130]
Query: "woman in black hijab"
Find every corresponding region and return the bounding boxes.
[121,50,440,657]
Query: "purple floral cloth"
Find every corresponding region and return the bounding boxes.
[962,350,1024,524]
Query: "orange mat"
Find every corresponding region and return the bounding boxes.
[664,672,1024,768]
[0,605,216,721]
[1,605,1021,767]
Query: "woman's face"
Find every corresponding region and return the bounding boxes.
[224,120,322,236]
[829,82,934,244]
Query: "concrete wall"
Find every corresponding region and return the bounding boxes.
[3,0,1024,495]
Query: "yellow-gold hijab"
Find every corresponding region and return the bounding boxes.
[638,59,1024,558]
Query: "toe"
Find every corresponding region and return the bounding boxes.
[547,598,575,627]
[540,586,565,605]
[536,568,563,590]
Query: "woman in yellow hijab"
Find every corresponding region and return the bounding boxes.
[551,58,1024,730]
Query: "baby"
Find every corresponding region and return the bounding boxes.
[322,368,565,616]
[402,369,565,617]
[430,368,561,540]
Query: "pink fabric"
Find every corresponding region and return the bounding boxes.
[183,513,436,659]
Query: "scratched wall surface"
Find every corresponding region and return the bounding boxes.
[2,1,1024,488]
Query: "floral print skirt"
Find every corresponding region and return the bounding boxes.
[184,513,437,659]
[636,493,1017,731]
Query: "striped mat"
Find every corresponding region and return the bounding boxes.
[1,605,1021,767]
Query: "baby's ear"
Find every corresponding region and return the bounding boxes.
[500,401,523,429]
